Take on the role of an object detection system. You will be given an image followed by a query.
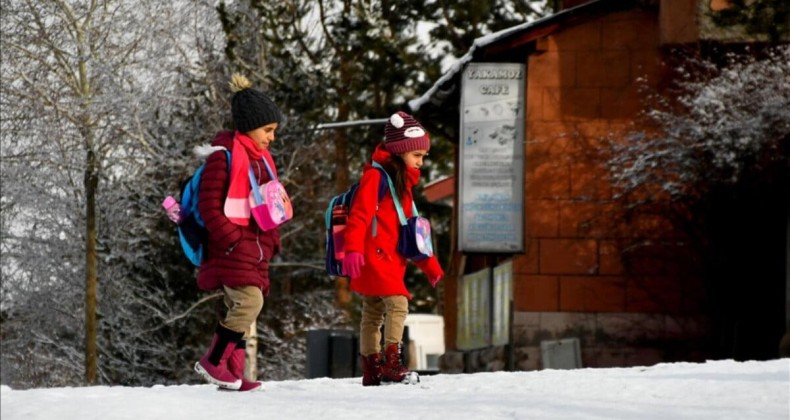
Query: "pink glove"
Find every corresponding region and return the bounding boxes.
[342,252,365,279]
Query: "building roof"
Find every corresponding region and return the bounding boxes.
[408,0,637,114]
[422,176,454,204]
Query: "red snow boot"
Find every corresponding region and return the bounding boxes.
[194,324,244,390]
[360,353,383,386]
[227,340,262,392]
[382,343,409,383]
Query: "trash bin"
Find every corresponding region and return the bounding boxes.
[306,329,358,378]
[329,330,356,378]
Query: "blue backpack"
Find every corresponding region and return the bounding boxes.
[177,150,231,266]
[325,165,389,277]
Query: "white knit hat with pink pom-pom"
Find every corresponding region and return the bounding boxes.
[383,111,431,154]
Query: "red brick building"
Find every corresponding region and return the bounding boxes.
[411,0,788,372]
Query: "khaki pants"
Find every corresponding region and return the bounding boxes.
[221,285,263,339]
[359,295,408,356]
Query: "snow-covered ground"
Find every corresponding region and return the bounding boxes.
[2,358,787,420]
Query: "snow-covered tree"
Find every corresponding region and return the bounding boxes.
[0,0,231,386]
[608,46,789,203]
[425,0,547,63]
[604,45,789,359]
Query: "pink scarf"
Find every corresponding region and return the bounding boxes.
[223,132,278,226]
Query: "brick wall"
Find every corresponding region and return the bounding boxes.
[519,9,670,315]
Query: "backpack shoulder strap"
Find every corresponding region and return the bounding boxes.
[371,161,415,225]
[371,165,389,202]
[216,148,230,171]
[205,146,230,166]
[219,149,231,190]
[369,162,396,237]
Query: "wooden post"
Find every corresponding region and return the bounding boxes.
[780,202,790,357]
[246,321,257,380]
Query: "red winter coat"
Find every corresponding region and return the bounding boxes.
[196,131,280,294]
[344,145,442,299]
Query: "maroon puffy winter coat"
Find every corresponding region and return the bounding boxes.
[196,131,280,294]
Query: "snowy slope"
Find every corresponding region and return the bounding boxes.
[2,359,788,420]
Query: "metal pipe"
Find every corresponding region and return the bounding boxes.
[314,118,389,130]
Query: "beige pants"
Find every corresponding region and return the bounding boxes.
[221,285,263,339]
[359,295,408,356]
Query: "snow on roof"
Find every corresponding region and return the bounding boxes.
[408,2,599,112]
[407,19,546,112]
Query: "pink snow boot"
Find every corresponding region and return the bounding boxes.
[227,340,262,392]
[194,324,244,390]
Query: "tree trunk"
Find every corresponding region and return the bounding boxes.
[84,149,99,384]
[334,52,352,305]
[333,117,350,193]
[333,122,352,305]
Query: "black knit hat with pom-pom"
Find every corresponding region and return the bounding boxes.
[229,74,282,133]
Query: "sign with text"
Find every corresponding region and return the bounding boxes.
[459,63,525,252]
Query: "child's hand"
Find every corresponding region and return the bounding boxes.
[342,252,365,279]
[166,207,181,223]
[419,257,444,288]
[429,273,443,288]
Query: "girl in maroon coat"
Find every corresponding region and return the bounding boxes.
[342,111,444,386]
[193,74,283,392]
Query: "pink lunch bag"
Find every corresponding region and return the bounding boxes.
[248,158,293,231]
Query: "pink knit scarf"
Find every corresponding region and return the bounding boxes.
[223,131,278,226]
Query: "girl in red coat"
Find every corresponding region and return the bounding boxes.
[193,74,283,392]
[342,111,444,386]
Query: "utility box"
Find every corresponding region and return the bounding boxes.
[404,314,445,372]
[540,338,582,370]
[306,329,358,379]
